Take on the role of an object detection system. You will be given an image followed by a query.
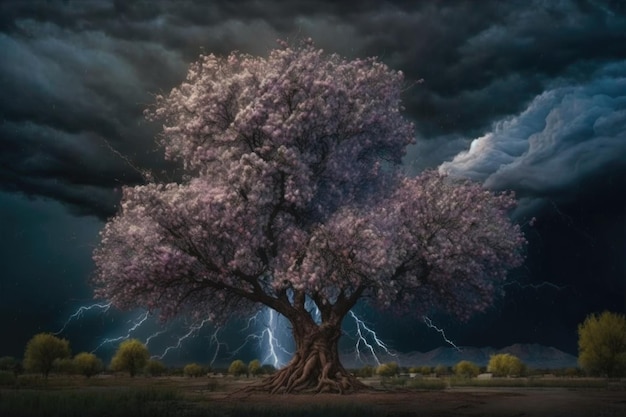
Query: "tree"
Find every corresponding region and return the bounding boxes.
[229,359,248,377]
[92,40,525,393]
[110,339,149,377]
[73,352,103,378]
[183,362,205,377]
[434,364,450,377]
[578,311,626,377]
[454,360,480,378]
[0,356,21,377]
[145,359,167,377]
[23,333,70,378]
[487,354,525,377]
[377,362,398,378]
[248,359,263,377]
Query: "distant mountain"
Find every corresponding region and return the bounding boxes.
[341,343,578,370]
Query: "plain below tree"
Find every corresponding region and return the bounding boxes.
[578,311,626,378]
[92,40,525,393]
[110,339,149,377]
[23,333,71,379]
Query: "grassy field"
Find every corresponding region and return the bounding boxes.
[0,373,623,417]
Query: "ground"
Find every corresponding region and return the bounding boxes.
[1,374,624,416]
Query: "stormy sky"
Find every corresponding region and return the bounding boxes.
[1,0,624,366]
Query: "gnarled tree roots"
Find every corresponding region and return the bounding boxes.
[244,346,370,394]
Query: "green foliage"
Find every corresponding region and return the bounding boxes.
[248,359,262,376]
[110,339,149,377]
[487,353,525,377]
[228,359,248,377]
[53,357,77,375]
[24,333,71,378]
[578,311,626,377]
[376,361,398,377]
[183,363,205,378]
[261,364,276,375]
[74,352,103,378]
[357,364,375,378]
[145,359,167,377]
[453,360,480,378]
[434,364,450,376]
[0,370,17,386]
[0,356,22,376]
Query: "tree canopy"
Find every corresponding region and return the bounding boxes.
[92,40,525,393]
[110,339,149,377]
[23,333,71,378]
[578,311,626,377]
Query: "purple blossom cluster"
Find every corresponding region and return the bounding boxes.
[93,40,524,327]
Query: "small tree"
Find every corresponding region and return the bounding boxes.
[24,333,71,378]
[578,311,626,377]
[454,360,480,378]
[248,359,262,377]
[434,364,449,377]
[358,364,375,378]
[487,354,525,377]
[53,357,77,375]
[0,356,22,377]
[183,363,205,377]
[377,362,399,378]
[110,339,149,377]
[145,359,167,377]
[73,352,103,378]
[228,359,248,377]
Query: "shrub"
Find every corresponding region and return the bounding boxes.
[24,333,71,378]
[377,362,398,377]
[578,311,626,377]
[487,353,525,377]
[74,352,103,378]
[358,364,375,378]
[434,364,450,376]
[183,363,205,378]
[145,359,167,377]
[453,360,480,378]
[110,339,149,377]
[228,360,247,377]
[247,359,262,377]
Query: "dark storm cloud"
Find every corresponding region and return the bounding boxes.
[440,60,626,215]
[2,0,625,219]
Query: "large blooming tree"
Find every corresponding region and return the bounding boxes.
[93,40,525,393]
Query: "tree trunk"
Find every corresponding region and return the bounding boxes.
[252,315,369,394]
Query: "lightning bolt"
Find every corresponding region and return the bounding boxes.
[349,311,396,366]
[152,318,211,360]
[423,315,461,351]
[504,280,567,291]
[232,308,293,368]
[55,302,113,335]
[92,310,150,352]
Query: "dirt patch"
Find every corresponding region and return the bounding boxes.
[203,387,625,416]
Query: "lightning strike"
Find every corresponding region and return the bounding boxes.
[152,318,211,360]
[234,308,293,368]
[55,302,112,335]
[504,280,567,291]
[423,315,461,351]
[92,310,150,352]
[349,311,396,366]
